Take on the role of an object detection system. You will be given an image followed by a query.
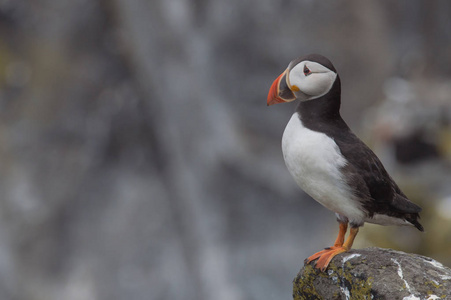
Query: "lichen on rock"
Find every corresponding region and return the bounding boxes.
[293,247,451,299]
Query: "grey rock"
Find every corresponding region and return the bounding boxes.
[293,247,451,299]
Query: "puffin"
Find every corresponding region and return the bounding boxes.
[267,54,423,271]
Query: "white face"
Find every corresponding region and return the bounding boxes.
[286,60,337,101]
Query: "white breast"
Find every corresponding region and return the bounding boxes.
[281,113,365,224]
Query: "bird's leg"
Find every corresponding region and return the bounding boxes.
[314,226,359,272]
[305,222,348,263]
[333,221,348,247]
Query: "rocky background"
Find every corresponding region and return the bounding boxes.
[0,1,449,300]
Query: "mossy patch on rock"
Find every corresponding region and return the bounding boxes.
[293,248,451,299]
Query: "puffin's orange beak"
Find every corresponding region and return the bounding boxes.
[267,69,296,106]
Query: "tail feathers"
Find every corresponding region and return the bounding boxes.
[408,217,424,232]
[391,195,424,232]
[406,214,424,231]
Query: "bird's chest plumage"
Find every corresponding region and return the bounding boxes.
[281,113,364,220]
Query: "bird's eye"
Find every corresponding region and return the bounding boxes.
[304,66,311,76]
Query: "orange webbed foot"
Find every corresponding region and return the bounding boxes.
[305,246,342,264]
[305,225,359,272]
[314,246,348,271]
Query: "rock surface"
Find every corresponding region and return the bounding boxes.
[293,247,451,300]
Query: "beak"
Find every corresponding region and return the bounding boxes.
[267,69,296,106]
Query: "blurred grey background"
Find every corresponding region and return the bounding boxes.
[0,0,450,299]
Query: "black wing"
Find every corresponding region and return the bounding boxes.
[333,127,423,231]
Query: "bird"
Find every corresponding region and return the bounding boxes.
[267,54,424,271]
